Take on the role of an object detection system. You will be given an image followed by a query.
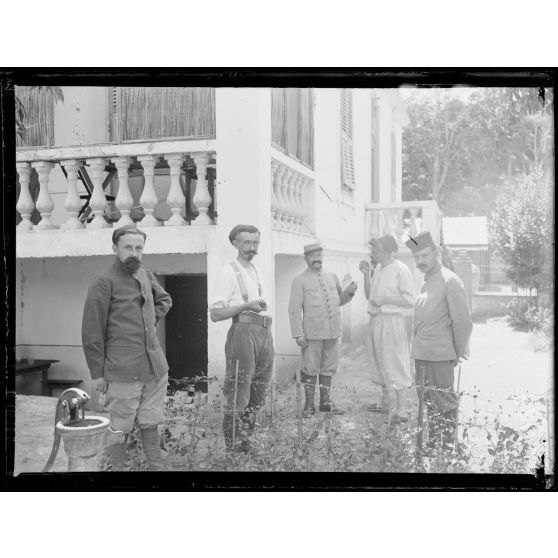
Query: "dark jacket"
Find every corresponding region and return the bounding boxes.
[82,260,172,381]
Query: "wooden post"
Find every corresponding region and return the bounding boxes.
[295,363,303,447]
[232,360,239,448]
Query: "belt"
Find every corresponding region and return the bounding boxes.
[233,312,272,327]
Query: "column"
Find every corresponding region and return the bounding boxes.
[86,157,110,229]
[16,162,34,231]
[192,152,212,226]
[62,160,85,229]
[138,155,161,227]
[31,161,56,230]
[164,153,186,226]
[112,156,134,227]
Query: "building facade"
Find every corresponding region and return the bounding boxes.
[15,86,442,400]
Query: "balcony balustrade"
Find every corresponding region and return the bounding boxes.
[16,140,216,233]
[365,200,442,247]
[271,156,315,235]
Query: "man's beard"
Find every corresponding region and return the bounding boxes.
[123,256,141,274]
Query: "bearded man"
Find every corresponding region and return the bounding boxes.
[82,225,172,470]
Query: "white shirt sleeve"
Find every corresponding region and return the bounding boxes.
[208,266,236,310]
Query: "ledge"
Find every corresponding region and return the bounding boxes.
[16,225,215,258]
[16,138,217,163]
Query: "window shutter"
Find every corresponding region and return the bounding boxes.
[341,89,355,189]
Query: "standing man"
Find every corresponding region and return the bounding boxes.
[209,225,274,452]
[82,225,172,471]
[359,235,415,423]
[405,231,473,452]
[288,242,358,417]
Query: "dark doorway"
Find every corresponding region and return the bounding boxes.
[164,275,208,393]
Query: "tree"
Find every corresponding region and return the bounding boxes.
[488,170,553,303]
[402,87,553,216]
[402,90,474,208]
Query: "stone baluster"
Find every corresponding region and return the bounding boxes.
[31,161,56,230]
[301,176,312,233]
[16,162,34,231]
[292,174,305,232]
[112,156,134,227]
[192,152,212,226]
[381,209,392,236]
[164,153,186,226]
[86,158,110,229]
[278,167,292,229]
[285,170,298,231]
[62,160,85,230]
[368,210,379,240]
[409,207,419,236]
[394,208,405,241]
[138,155,161,227]
[270,161,280,227]
[273,163,287,228]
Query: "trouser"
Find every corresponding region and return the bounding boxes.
[301,338,339,377]
[223,322,274,447]
[366,315,412,413]
[104,372,168,470]
[105,372,168,434]
[414,360,458,449]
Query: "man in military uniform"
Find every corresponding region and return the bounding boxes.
[288,242,358,416]
[405,231,473,451]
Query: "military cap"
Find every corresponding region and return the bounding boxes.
[304,241,323,255]
[112,224,147,245]
[405,231,436,254]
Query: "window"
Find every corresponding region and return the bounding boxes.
[371,93,379,202]
[340,89,355,190]
[271,88,314,169]
[110,87,215,142]
[16,86,56,147]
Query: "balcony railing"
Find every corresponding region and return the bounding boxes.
[271,154,315,235]
[16,139,216,232]
[365,200,442,247]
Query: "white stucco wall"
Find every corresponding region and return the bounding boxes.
[16,254,206,398]
[16,86,409,400]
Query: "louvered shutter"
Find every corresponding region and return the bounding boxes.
[341,89,355,189]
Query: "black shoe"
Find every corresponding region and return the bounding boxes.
[319,401,345,415]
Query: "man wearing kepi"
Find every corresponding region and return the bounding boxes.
[405,231,473,452]
[209,225,274,452]
[82,225,172,471]
[288,242,358,416]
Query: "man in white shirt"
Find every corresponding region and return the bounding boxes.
[209,225,274,452]
[359,235,415,423]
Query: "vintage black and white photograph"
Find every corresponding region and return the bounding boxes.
[5,71,554,486]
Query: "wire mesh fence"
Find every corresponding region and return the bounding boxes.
[98,373,550,475]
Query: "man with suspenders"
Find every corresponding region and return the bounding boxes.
[209,225,274,452]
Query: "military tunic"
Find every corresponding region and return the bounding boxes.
[289,269,354,377]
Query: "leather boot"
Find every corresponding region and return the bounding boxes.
[301,372,317,418]
[318,375,344,415]
[393,387,410,423]
[107,440,127,471]
[141,425,164,471]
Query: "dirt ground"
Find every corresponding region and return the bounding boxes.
[12,316,552,475]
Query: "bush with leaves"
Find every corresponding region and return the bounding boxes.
[489,170,553,304]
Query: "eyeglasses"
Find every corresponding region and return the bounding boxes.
[241,241,260,247]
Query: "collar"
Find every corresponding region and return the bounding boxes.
[424,262,442,279]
